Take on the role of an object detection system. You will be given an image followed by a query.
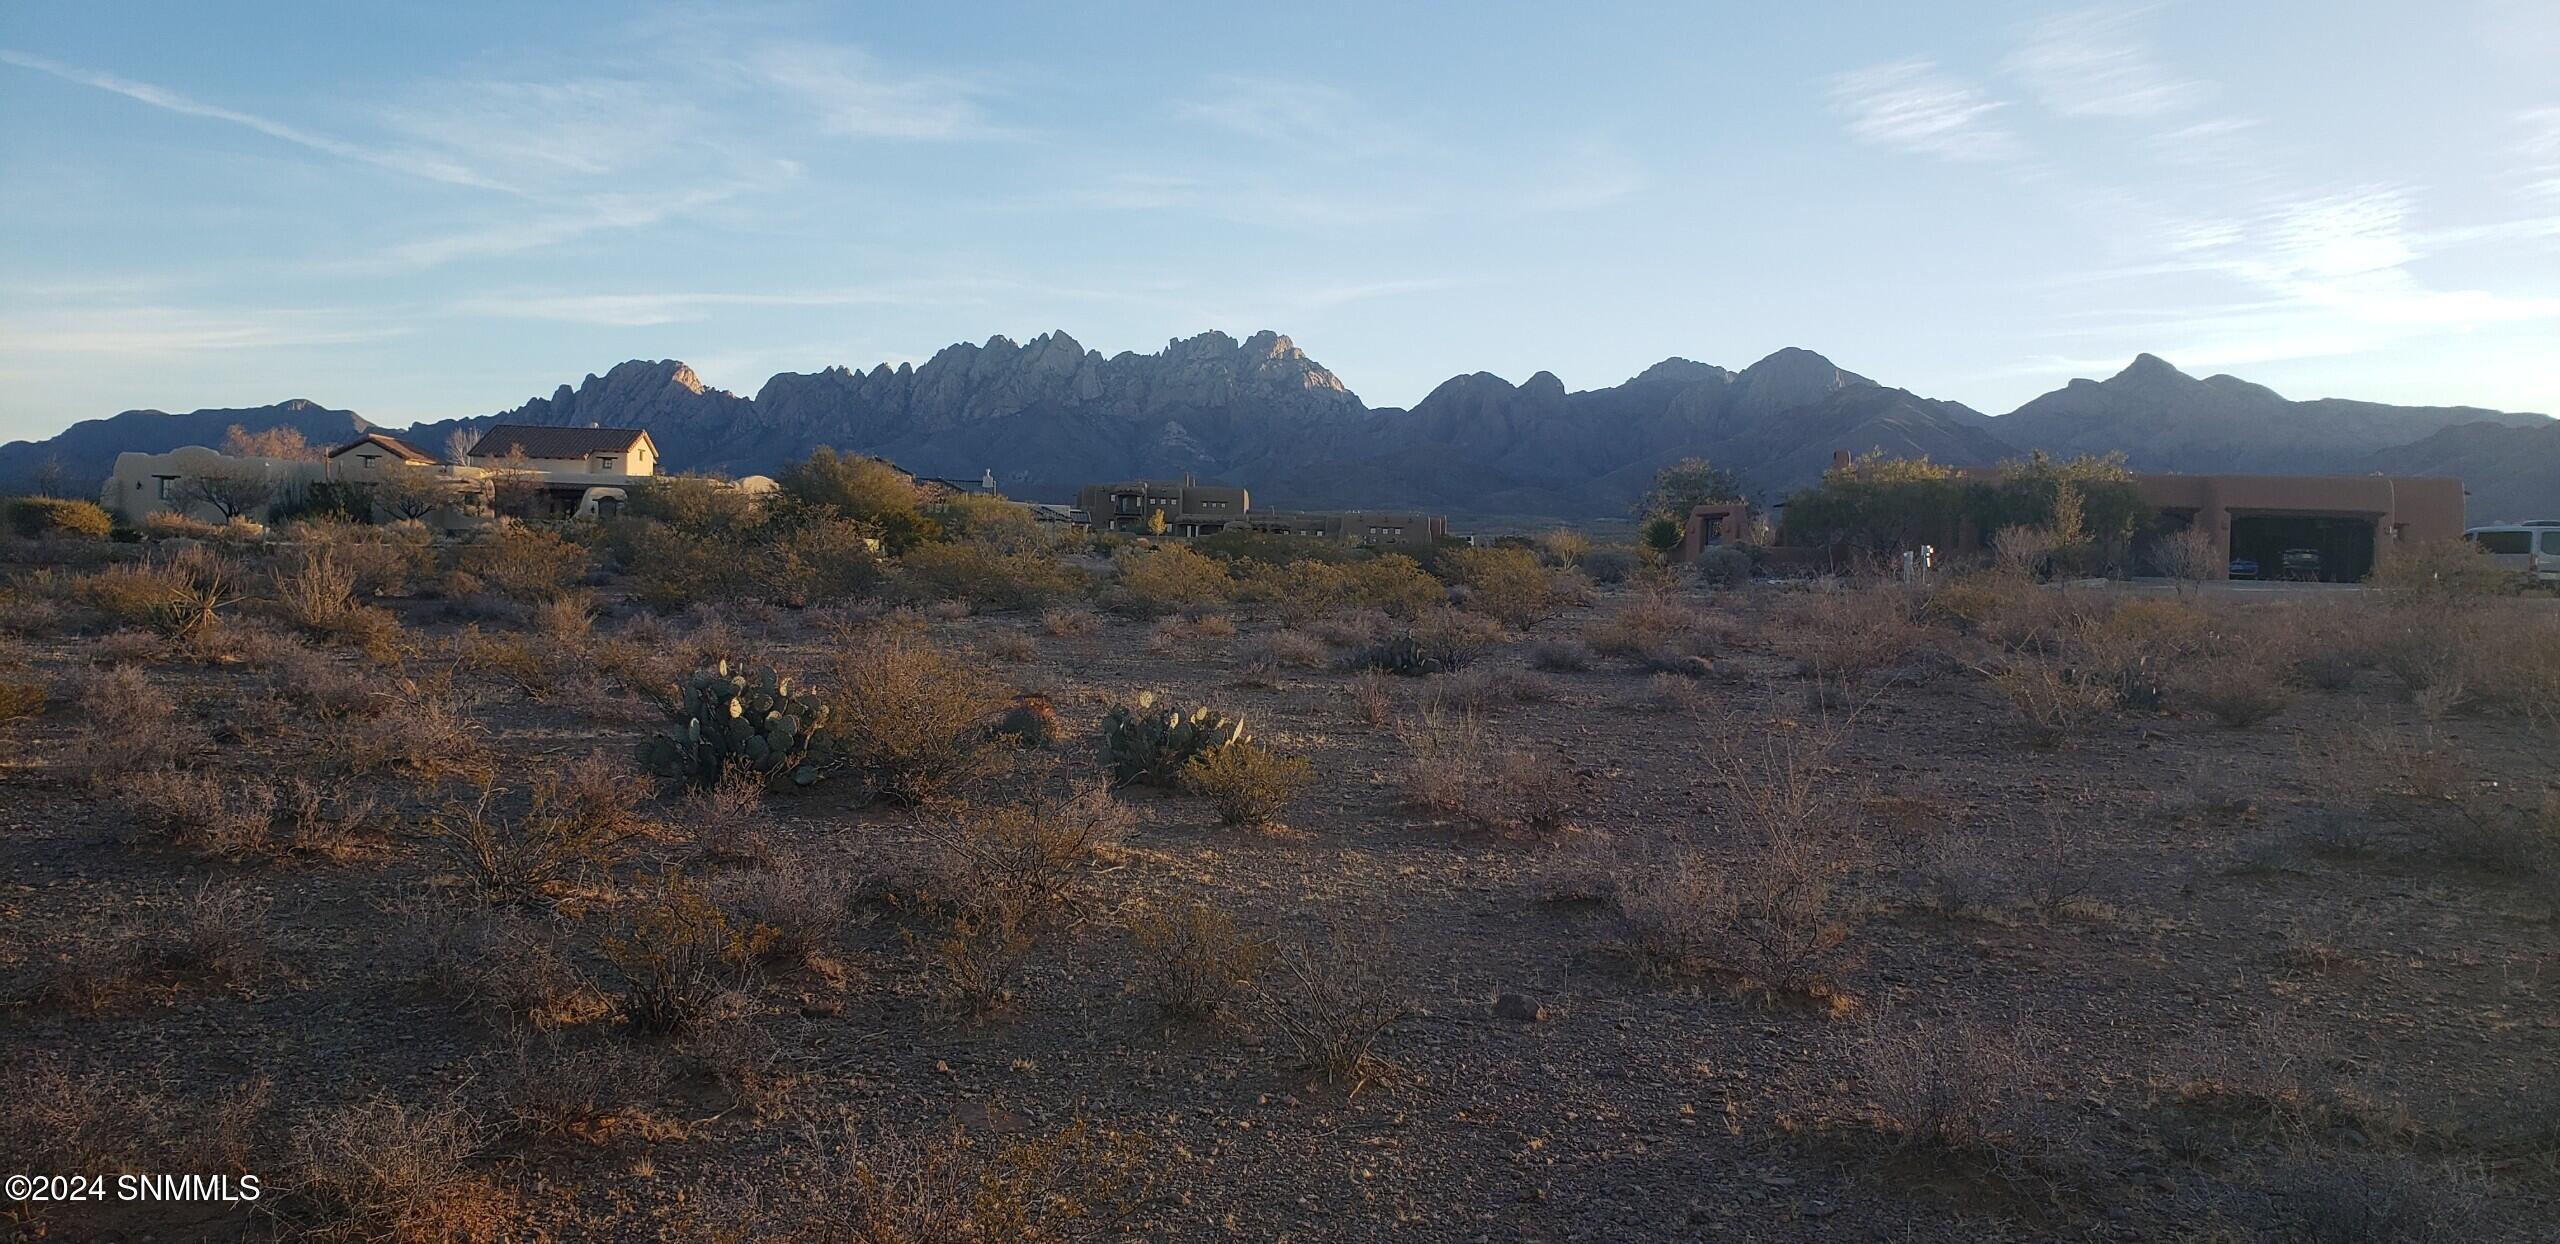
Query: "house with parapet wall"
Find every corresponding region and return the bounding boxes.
[1073,476,1449,552]
[103,423,694,529]
[1677,448,2467,582]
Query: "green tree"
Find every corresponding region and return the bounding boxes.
[1634,457,1746,522]
[1642,515,1685,555]
[777,448,939,553]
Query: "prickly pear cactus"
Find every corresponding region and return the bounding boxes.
[1100,690,1247,786]
[639,659,830,788]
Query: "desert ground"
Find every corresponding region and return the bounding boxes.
[1,516,2554,1242]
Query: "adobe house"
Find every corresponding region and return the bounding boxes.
[1076,478,1250,537]
[1075,476,1450,552]
[1751,449,2466,582]
[1677,501,1757,562]
[2131,471,2464,582]
[464,424,657,518]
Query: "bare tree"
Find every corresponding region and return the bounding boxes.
[173,471,277,522]
[2150,525,2223,597]
[369,468,457,522]
[485,447,544,519]
[30,456,69,499]
[445,428,477,467]
[222,424,320,461]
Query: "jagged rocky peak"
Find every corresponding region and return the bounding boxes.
[1733,346,1871,412]
[1629,357,1730,387]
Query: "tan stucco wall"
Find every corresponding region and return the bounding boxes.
[2133,472,2466,564]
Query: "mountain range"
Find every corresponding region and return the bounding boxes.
[5,330,2552,523]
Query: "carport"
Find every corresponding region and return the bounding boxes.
[2227,512,2377,582]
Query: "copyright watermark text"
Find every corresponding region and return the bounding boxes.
[6,1173,263,1203]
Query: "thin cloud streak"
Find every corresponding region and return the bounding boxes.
[1828,60,2023,162]
[0,49,510,192]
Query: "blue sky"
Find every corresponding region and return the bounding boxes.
[3,0,2557,440]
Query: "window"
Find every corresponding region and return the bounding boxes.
[154,475,178,499]
[2542,531,2560,555]
[1115,496,1140,514]
[2472,531,2531,554]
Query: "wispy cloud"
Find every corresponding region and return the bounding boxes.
[0,49,509,191]
[747,44,1003,140]
[376,79,706,182]
[450,288,908,327]
[1828,60,2022,162]
[354,184,765,271]
[0,304,401,354]
[2004,6,2204,118]
[1176,76,1409,156]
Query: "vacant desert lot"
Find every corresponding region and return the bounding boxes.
[1,530,2554,1242]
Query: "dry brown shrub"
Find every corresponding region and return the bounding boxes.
[289,1095,513,1243]
[116,768,279,858]
[673,772,773,865]
[713,863,855,966]
[452,523,588,602]
[1609,732,1868,1007]
[1304,607,1396,648]
[65,664,196,785]
[1527,637,1596,671]
[1986,654,2113,750]
[1252,924,1406,1088]
[1348,668,1394,726]
[1636,671,1709,713]
[1438,546,1556,628]
[423,763,646,904]
[1235,629,1326,683]
[160,879,272,984]
[406,900,604,1031]
[1038,605,1102,636]
[1181,740,1314,828]
[599,869,773,1036]
[913,775,1129,1015]
[0,677,44,720]
[1398,713,1582,836]
[338,682,482,778]
[1779,585,1925,685]
[271,643,386,719]
[2176,652,2298,728]
[825,633,1015,805]
[1583,593,1722,666]
[1423,665,1557,713]
[498,1033,670,1143]
[1128,895,1272,1021]
[984,628,1038,663]
[1858,1015,2071,1180]
[72,547,236,643]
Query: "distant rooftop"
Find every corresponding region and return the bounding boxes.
[468,423,650,460]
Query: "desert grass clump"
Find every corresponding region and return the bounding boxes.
[1610,733,1869,1008]
[289,1095,513,1244]
[338,682,483,779]
[65,663,197,785]
[1636,671,1710,713]
[1527,637,1595,672]
[1038,604,1102,636]
[983,627,1038,663]
[1252,925,1406,1088]
[159,879,273,985]
[1583,592,1721,667]
[745,1113,1154,1242]
[1858,1016,2070,1180]
[1129,895,1272,1021]
[1182,740,1315,829]
[423,764,646,905]
[2177,652,2299,728]
[1987,654,2113,750]
[116,768,280,859]
[1397,712,1582,836]
[499,1033,670,1143]
[824,634,1014,805]
[599,869,773,1036]
[72,546,236,645]
[1780,585,1926,686]
[1424,665,1557,712]
[0,677,44,720]
[713,864,855,968]
[1235,629,1327,684]
[1349,668,1395,726]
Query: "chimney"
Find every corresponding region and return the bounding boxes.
[1831,449,1851,471]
